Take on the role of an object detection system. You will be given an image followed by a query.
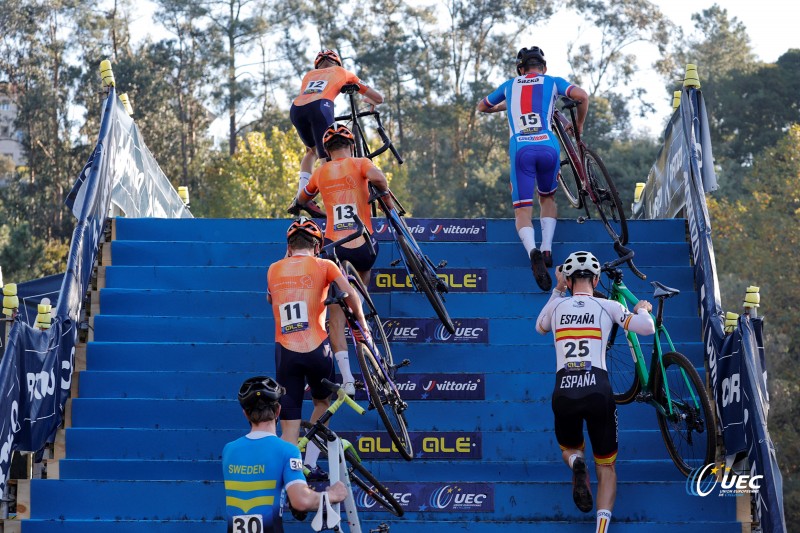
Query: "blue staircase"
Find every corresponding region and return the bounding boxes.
[16,217,738,531]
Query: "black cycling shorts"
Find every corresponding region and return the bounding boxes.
[324,236,379,273]
[551,370,618,465]
[289,99,335,159]
[275,340,335,420]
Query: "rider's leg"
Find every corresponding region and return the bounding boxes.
[594,463,616,532]
[515,206,536,255]
[280,419,301,447]
[328,306,355,386]
[303,397,331,468]
[539,193,557,255]
[298,147,316,194]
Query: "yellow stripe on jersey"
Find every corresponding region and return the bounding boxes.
[224,479,277,492]
[226,495,275,513]
[555,328,602,340]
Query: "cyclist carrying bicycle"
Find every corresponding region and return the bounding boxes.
[535,251,654,532]
[222,376,347,533]
[288,49,385,218]
[293,123,394,394]
[267,218,370,479]
[477,46,589,291]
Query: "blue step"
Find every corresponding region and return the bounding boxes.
[110,240,690,268]
[103,265,697,294]
[69,397,682,431]
[85,341,706,371]
[96,288,701,318]
[62,428,675,462]
[114,217,688,244]
[90,315,702,344]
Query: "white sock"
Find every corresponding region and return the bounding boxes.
[297,172,311,196]
[518,226,536,255]
[568,453,581,469]
[334,350,355,383]
[540,217,557,252]
[596,509,612,533]
[304,441,321,468]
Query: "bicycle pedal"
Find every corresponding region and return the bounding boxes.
[397,359,411,369]
[577,216,587,223]
[390,259,402,266]
[354,380,366,390]
[436,260,448,269]
[635,392,653,403]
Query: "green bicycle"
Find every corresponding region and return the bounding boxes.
[601,245,716,476]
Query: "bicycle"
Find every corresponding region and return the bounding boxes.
[335,85,456,335]
[552,97,629,246]
[298,379,402,531]
[599,246,715,476]
[321,216,414,461]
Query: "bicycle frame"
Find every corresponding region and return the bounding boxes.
[552,106,604,208]
[320,217,404,404]
[607,276,701,419]
[299,384,366,533]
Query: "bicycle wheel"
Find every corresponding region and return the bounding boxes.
[552,118,583,209]
[652,351,716,477]
[345,448,404,516]
[343,262,394,370]
[604,323,640,405]
[396,230,455,334]
[356,340,413,461]
[583,147,629,245]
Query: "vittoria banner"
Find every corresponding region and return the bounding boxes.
[370,218,487,242]
[308,373,485,401]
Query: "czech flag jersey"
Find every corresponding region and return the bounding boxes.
[484,73,575,138]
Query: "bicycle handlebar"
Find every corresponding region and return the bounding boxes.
[601,241,647,280]
[297,380,365,451]
[321,379,366,415]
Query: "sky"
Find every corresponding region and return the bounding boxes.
[128,0,800,139]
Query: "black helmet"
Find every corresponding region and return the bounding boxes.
[238,376,285,411]
[516,46,546,75]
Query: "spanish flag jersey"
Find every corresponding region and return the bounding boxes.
[267,255,340,352]
[292,66,368,107]
[305,157,377,242]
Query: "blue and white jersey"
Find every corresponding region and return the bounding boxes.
[484,73,575,138]
[222,431,308,533]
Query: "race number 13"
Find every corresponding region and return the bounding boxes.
[333,203,357,230]
[233,514,264,533]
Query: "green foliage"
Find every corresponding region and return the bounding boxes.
[193,128,303,218]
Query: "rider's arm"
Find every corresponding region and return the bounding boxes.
[364,163,394,211]
[287,481,348,510]
[362,86,384,106]
[613,300,655,336]
[567,85,589,135]
[297,170,321,206]
[477,82,507,114]
[536,292,566,335]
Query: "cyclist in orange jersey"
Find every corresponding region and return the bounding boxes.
[293,123,394,396]
[288,49,384,218]
[267,217,370,480]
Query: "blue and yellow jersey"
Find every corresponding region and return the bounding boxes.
[222,432,307,533]
[484,73,574,138]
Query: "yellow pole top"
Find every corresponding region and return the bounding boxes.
[683,64,701,88]
[743,286,760,308]
[634,182,646,203]
[672,90,681,110]
[119,93,134,116]
[99,59,116,88]
[178,186,190,205]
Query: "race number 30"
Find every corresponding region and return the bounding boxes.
[233,514,264,533]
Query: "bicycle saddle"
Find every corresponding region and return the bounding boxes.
[651,281,680,299]
[340,83,360,94]
[560,97,578,109]
[311,491,341,532]
[324,283,349,306]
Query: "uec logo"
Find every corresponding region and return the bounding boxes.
[687,463,763,497]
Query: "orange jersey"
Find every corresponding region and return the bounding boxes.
[292,66,368,106]
[267,255,340,352]
[305,157,377,241]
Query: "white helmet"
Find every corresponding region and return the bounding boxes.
[562,251,600,278]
